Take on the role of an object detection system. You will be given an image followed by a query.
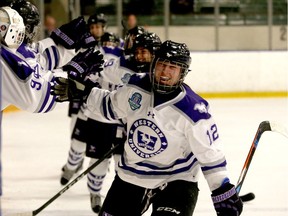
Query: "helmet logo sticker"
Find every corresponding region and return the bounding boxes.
[128,92,142,111]
[128,119,168,158]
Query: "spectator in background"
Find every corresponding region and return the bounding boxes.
[127,13,137,30]
[44,14,56,37]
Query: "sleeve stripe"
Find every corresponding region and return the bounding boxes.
[102,95,116,120]
[38,83,54,113]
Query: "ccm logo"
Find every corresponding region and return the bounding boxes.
[156,207,180,214]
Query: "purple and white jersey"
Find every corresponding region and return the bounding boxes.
[1,45,56,113]
[84,45,133,123]
[35,37,76,71]
[86,73,229,190]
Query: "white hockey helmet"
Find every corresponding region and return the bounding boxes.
[0,6,25,48]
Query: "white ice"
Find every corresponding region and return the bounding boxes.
[1,98,288,216]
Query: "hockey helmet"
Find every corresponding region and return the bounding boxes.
[0,6,25,48]
[101,31,120,47]
[123,25,146,56]
[11,0,40,44]
[150,40,191,94]
[87,13,107,28]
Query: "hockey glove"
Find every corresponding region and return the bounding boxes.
[50,16,88,50]
[211,182,243,216]
[75,32,98,52]
[63,48,104,82]
[51,77,100,103]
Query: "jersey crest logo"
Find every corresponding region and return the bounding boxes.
[137,131,157,150]
[128,92,142,110]
[128,118,168,158]
[194,102,208,113]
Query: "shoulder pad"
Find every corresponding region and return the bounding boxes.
[174,84,211,123]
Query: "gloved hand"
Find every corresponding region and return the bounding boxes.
[63,48,104,82]
[75,32,98,52]
[211,183,243,216]
[50,16,90,50]
[51,77,100,102]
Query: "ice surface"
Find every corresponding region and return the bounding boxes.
[1,98,288,216]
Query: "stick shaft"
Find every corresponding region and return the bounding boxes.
[236,121,271,194]
[32,144,119,215]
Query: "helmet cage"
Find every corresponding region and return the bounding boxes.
[150,57,189,94]
[0,7,25,48]
[10,0,40,44]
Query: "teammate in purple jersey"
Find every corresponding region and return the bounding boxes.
[52,40,243,216]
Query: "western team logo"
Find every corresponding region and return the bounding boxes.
[128,119,168,158]
[128,92,142,110]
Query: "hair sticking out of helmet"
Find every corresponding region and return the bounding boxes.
[150,40,191,94]
[0,6,25,48]
[87,13,107,28]
[10,0,40,44]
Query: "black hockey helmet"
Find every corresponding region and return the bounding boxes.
[101,31,119,47]
[132,32,161,55]
[11,0,40,44]
[87,13,107,28]
[128,32,161,72]
[123,25,146,56]
[150,40,191,94]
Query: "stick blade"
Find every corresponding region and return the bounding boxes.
[269,121,288,138]
[240,192,255,202]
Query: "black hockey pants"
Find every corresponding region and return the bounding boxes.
[99,174,199,216]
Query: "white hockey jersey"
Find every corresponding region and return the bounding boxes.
[83,45,134,123]
[86,73,229,191]
[1,38,74,112]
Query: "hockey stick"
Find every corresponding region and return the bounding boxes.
[236,121,288,202]
[8,144,119,216]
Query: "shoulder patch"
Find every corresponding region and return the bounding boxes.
[128,92,142,110]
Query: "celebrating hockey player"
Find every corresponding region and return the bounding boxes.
[51,40,243,216]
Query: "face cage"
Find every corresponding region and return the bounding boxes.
[25,23,40,44]
[150,58,189,94]
[4,23,25,48]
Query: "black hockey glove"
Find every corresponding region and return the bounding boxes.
[63,48,104,82]
[50,16,88,50]
[51,77,100,103]
[211,182,243,216]
[75,32,98,52]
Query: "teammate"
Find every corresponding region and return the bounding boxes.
[59,12,122,213]
[52,40,243,216]
[1,0,84,112]
[0,6,56,112]
[59,29,161,214]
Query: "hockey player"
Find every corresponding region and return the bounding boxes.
[1,0,91,112]
[59,30,161,213]
[52,40,243,216]
[0,6,56,112]
[60,13,123,213]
